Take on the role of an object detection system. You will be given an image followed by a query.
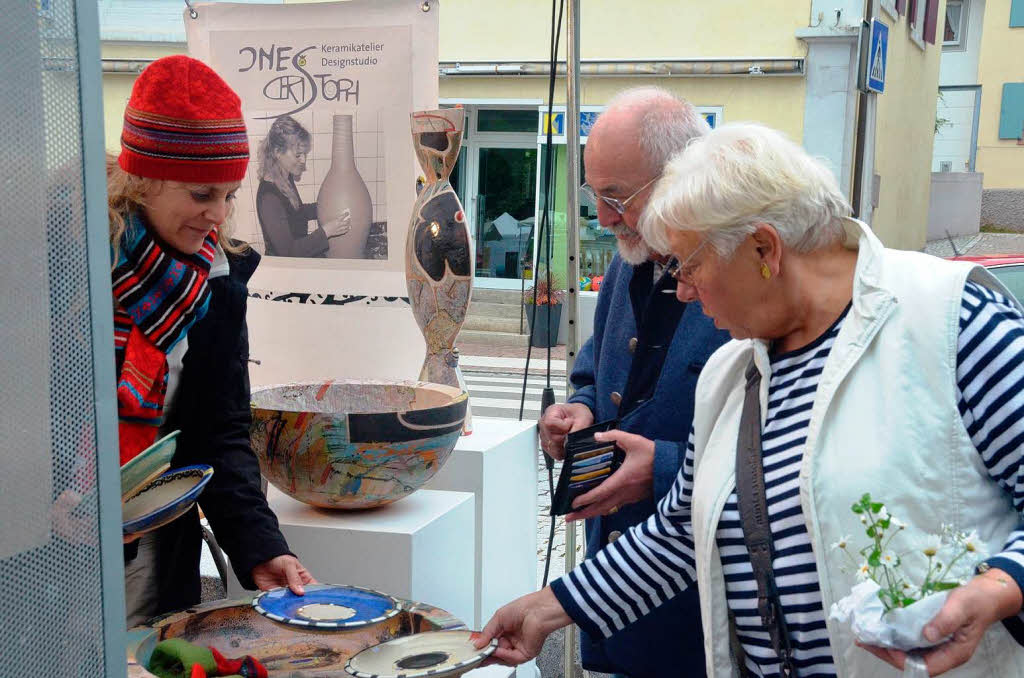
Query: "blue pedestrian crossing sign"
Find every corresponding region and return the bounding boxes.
[867,18,888,93]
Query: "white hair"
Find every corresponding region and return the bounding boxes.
[639,122,851,257]
[603,86,711,172]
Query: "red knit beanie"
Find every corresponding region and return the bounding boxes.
[119,55,249,183]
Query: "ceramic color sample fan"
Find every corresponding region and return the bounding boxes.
[253,584,401,630]
[345,630,498,678]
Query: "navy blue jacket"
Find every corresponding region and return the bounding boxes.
[566,254,730,677]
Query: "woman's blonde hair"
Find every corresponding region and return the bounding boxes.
[256,115,311,209]
[107,153,248,261]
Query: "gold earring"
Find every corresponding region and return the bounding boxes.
[760,263,772,280]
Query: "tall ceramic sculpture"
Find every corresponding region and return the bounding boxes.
[317,114,373,259]
[406,108,473,434]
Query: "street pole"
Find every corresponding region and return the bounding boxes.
[564,0,582,676]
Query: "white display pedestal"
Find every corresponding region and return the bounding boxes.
[423,417,538,678]
[226,487,476,628]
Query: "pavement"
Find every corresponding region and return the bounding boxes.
[922,230,1024,257]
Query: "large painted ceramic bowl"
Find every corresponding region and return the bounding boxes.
[126,595,465,678]
[250,380,468,509]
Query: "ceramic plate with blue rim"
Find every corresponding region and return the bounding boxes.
[121,430,180,500]
[253,584,401,630]
[122,464,213,538]
[345,630,498,678]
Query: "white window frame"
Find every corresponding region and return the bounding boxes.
[909,0,927,50]
[942,0,968,51]
[880,0,899,21]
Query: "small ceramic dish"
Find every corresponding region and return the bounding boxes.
[345,630,498,678]
[253,583,401,630]
[122,464,213,538]
[120,430,180,500]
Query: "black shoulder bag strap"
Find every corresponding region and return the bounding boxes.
[736,359,799,678]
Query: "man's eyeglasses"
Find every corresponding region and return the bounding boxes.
[580,175,660,216]
[665,239,709,285]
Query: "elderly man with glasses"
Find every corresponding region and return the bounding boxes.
[538,87,729,678]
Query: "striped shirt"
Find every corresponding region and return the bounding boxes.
[551,282,1024,677]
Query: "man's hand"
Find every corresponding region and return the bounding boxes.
[858,567,1023,675]
[251,555,317,596]
[565,429,654,522]
[473,587,572,666]
[538,403,594,460]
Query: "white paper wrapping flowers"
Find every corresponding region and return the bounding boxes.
[830,581,951,677]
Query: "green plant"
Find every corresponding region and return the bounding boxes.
[524,273,565,306]
[935,90,952,134]
[833,493,986,612]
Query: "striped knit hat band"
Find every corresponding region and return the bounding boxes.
[119,55,249,184]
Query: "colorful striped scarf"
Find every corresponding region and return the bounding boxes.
[113,212,217,464]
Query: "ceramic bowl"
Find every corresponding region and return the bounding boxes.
[122,464,213,538]
[121,430,180,500]
[345,630,497,678]
[126,595,466,678]
[253,584,401,630]
[250,380,468,509]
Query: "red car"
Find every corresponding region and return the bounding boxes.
[951,255,1024,302]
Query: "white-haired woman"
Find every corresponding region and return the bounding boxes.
[476,122,1024,677]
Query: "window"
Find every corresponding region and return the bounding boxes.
[909,0,927,47]
[1012,0,1024,27]
[476,109,538,134]
[998,83,1024,140]
[944,0,967,49]
[881,0,899,20]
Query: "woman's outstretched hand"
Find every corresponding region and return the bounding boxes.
[473,588,572,666]
[251,555,317,596]
[858,567,1023,675]
[323,209,352,238]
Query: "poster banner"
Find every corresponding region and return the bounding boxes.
[187,1,439,282]
[186,1,439,386]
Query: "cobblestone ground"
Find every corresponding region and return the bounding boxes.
[536,449,585,588]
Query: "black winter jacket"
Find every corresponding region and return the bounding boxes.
[137,247,291,615]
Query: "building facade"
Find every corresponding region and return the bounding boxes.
[99,0,946,288]
[933,0,1024,228]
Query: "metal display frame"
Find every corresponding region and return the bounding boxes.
[77,0,127,674]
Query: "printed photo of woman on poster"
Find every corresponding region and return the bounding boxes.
[255,115,351,258]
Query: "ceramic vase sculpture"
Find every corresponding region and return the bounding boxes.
[250,380,468,509]
[317,114,373,259]
[406,108,473,434]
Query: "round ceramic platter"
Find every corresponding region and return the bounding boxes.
[122,464,213,538]
[120,430,180,500]
[345,630,498,678]
[253,584,401,630]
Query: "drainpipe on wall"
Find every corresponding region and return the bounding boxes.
[851,0,878,222]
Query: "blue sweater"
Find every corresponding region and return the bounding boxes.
[566,254,730,677]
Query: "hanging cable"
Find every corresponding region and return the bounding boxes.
[520,0,564,423]
[518,0,566,590]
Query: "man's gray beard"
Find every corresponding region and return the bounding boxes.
[616,237,652,266]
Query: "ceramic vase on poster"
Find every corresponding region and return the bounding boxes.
[317,114,373,259]
[406,108,473,434]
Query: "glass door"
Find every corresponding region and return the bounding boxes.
[472,145,537,282]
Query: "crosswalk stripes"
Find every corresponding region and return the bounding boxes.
[463,371,568,421]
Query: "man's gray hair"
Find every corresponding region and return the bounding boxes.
[603,87,711,172]
[640,122,851,257]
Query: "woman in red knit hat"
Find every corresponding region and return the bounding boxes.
[109,55,315,625]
